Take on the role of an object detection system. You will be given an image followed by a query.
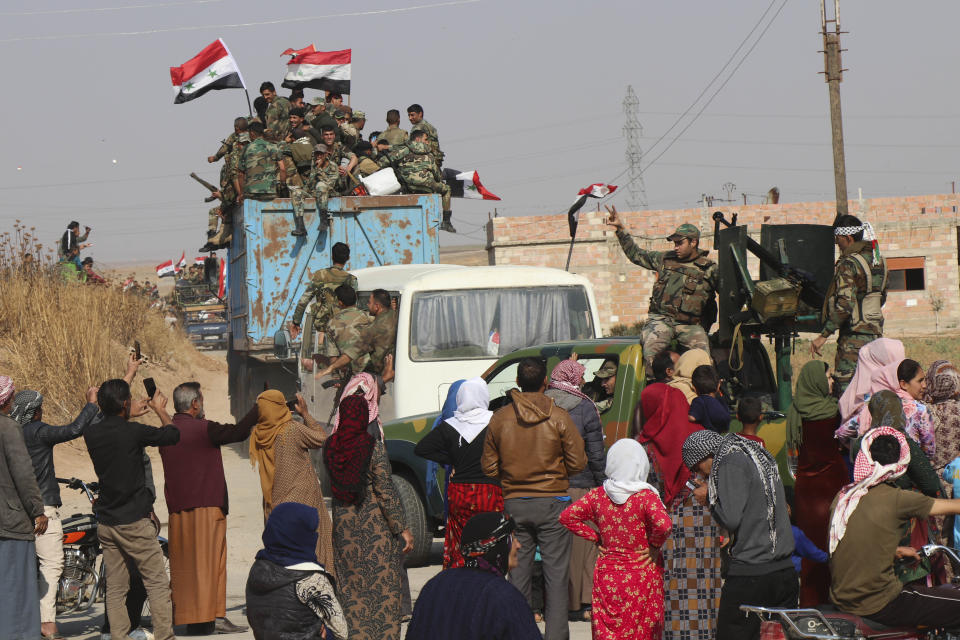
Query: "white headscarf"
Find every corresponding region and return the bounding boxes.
[603,439,660,505]
[445,377,493,444]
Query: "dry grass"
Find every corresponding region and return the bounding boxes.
[0,222,195,422]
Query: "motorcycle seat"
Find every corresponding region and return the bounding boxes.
[815,604,921,634]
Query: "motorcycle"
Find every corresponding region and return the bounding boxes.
[741,544,960,640]
[54,477,169,616]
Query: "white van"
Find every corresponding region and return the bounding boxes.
[300,264,601,423]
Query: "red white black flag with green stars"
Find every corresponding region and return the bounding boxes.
[170,39,245,104]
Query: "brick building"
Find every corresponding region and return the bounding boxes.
[486,193,960,336]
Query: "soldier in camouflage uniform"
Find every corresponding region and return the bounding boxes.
[353,141,380,178]
[316,288,398,380]
[201,132,250,252]
[406,104,442,168]
[260,82,291,141]
[206,117,248,163]
[239,122,285,201]
[606,205,718,377]
[811,214,888,395]
[381,109,408,147]
[318,125,357,188]
[321,284,373,380]
[381,129,454,232]
[582,358,617,413]
[289,242,358,367]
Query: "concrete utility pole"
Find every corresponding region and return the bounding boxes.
[622,86,648,211]
[821,0,848,221]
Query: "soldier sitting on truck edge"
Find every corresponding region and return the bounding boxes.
[316,288,398,384]
[381,129,455,233]
[810,214,887,396]
[321,284,373,380]
[289,242,358,370]
[605,205,718,378]
[201,131,249,252]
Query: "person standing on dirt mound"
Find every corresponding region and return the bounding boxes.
[605,205,717,377]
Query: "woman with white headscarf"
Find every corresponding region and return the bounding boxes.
[560,439,672,640]
[414,378,503,568]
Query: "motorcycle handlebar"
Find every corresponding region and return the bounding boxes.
[56,477,99,493]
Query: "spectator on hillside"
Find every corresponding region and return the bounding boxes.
[406,511,541,640]
[81,257,106,284]
[158,382,257,635]
[84,380,179,640]
[483,356,587,640]
[543,358,605,621]
[0,375,48,640]
[11,386,99,640]
[59,221,91,262]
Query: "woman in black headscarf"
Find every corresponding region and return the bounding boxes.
[407,512,541,640]
[245,502,347,640]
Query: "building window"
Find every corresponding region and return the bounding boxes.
[886,257,925,291]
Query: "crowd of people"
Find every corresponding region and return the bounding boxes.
[199,82,455,254]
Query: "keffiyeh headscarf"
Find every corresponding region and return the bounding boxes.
[0,376,15,407]
[332,373,381,438]
[924,360,960,470]
[460,511,516,577]
[683,430,783,554]
[324,396,375,505]
[10,390,43,425]
[829,426,910,553]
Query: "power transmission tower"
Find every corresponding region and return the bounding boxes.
[622,86,647,211]
[821,0,849,221]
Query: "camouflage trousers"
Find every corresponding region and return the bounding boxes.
[207,206,221,234]
[290,181,337,222]
[834,332,880,396]
[641,314,709,377]
[406,180,452,211]
[210,203,235,246]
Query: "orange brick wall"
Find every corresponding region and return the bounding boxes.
[486,194,960,336]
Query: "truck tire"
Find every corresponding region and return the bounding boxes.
[392,473,432,567]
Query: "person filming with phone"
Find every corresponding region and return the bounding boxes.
[83,376,180,640]
[157,382,258,635]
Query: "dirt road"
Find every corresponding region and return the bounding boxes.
[52,352,591,639]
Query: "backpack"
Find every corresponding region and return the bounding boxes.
[847,252,887,331]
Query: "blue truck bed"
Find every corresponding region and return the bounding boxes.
[226,194,441,415]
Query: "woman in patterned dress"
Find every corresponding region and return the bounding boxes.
[325,396,414,640]
[560,439,672,640]
[636,382,723,639]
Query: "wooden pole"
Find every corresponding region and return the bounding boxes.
[821,0,848,223]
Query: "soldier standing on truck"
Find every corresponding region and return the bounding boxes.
[289,242,358,370]
[810,214,887,395]
[238,122,285,202]
[605,205,718,376]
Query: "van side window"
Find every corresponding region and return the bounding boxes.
[409,286,595,361]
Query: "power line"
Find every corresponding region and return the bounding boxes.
[0,0,225,16]
[0,0,482,42]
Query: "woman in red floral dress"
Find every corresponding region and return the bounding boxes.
[560,439,672,640]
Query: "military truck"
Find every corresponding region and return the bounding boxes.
[171,259,229,350]
[386,215,837,564]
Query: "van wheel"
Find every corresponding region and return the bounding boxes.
[392,474,432,567]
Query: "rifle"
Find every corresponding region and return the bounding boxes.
[190,173,220,203]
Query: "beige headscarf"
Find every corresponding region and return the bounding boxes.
[668,348,712,403]
[249,389,293,514]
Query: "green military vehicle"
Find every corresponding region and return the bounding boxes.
[386,216,836,565]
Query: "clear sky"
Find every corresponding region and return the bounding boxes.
[1,0,958,266]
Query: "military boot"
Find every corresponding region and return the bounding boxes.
[440,211,457,233]
[318,208,330,232]
[291,216,307,237]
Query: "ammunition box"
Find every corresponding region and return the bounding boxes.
[751,278,801,321]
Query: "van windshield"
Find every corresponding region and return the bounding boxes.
[409,285,594,361]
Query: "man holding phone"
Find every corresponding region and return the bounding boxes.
[158,382,258,635]
[84,379,179,640]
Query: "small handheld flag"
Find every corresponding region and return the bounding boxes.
[568,183,617,238]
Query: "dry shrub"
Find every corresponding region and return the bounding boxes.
[0,223,194,422]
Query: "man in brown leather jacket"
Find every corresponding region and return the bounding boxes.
[482,357,587,640]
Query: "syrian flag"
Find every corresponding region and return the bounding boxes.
[442,168,501,201]
[194,256,206,266]
[217,258,227,299]
[156,260,175,278]
[175,252,187,273]
[170,39,246,104]
[281,44,316,57]
[282,49,351,94]
[568,183,617,237]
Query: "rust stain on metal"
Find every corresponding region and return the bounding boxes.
[262,218,288,261]
[252,246,265,327]
[395,218,411,229]
[376,212,391,227]
[402,249,413,264]
[366,260,375,267]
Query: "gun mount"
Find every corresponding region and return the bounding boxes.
[711,212,835,411]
